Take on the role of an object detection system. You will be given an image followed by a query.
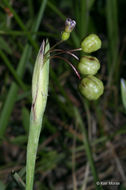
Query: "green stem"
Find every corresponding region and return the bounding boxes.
[44,40,63,57]
[26,40,50,190]
[26,120,42,190]
[106,0,118,87]
[80,0,89,38]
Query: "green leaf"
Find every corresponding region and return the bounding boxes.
[0,0,47,140]
[10,135,27,144]
[26,39,50,190]
[22,107,30,134]
[121,79,126,110]
[13,172,25,188]
[0,37,12,54]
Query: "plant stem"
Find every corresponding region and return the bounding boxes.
[44,40,63,57]
[48,49,79,60]
[106,0,118,87]
[26,121,42,190]
[26,40,50,190]
[51,55,81,79]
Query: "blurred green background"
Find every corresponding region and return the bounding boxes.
[0,0,126,189]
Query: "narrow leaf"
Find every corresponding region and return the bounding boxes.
[121,78,126,110]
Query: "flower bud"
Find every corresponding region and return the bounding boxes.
[32,40,50,121]
[65,18,76,33]
[61,31,70,41]
[78,56,100,75]
[81,34,101,53]
[79,75,104,100]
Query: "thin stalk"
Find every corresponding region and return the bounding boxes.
[51,55,81,79]
[44,40,63,57]
[47,49,79,60]
[69,47,82,52]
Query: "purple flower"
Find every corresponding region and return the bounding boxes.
[65,18,76,33]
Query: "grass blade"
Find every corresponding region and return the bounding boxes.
[0,49,26,90]
[121,79,126,110]
[73,107,103,190]
[106,0,119,86]
[47,1,66,20]
[0,45,31,139]
[0,0,47,139]
[80,0,89,38]
[3,0,38,51]
[0,30,58,38]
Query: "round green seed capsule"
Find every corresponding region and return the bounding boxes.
[81,34,101,53]
[61,31,70,41]
[78,56,100,75]
[79,75,104,100]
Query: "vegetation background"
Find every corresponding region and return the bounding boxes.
[0,0,126,189]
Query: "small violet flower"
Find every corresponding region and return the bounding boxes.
[65,18,76,33]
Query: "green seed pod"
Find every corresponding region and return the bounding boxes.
[79,75,104,100]
[81,34,101,53]
[61,31,70,41]
[78,56,100,75]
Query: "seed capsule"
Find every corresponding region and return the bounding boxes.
[79,75,104,100]
[61,31,70,41]
[81,34,101,53]
[78,56,100,75]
